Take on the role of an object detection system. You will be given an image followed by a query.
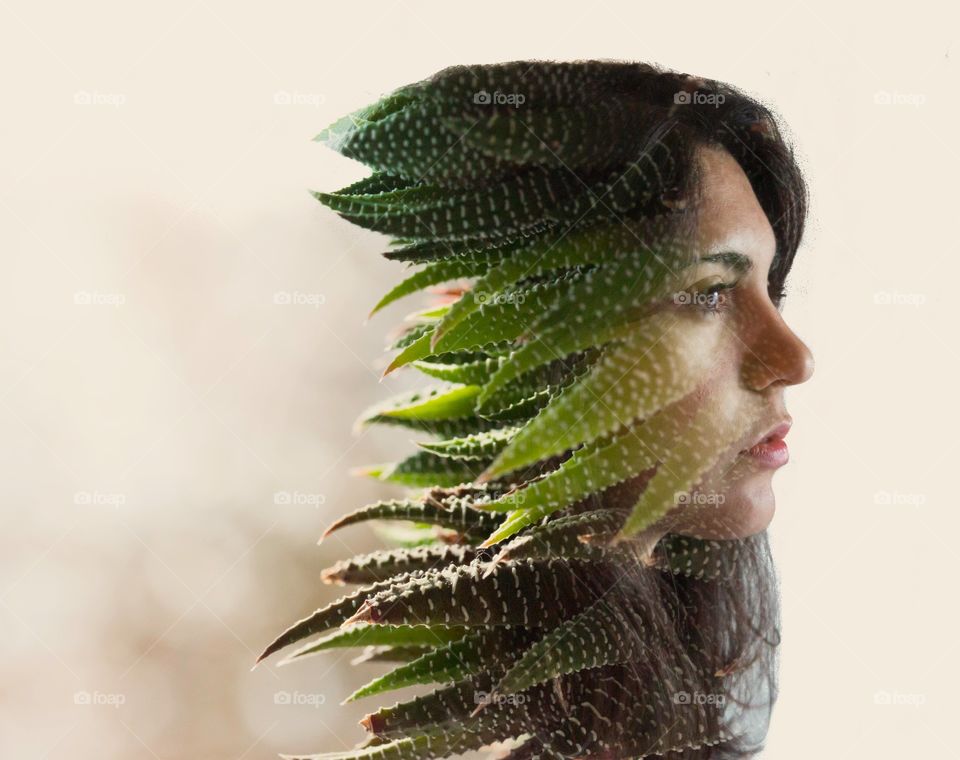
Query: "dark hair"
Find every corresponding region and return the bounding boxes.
[653,66,809,302]
[564,483,782,759]
[475,59,808,301]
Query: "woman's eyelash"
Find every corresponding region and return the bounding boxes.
[699,283,734,314]
[679,279,736,315]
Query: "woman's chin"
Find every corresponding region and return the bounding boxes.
[674,477,776,539]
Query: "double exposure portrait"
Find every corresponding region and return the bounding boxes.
[259,60,815,759]
[5,6,951,760]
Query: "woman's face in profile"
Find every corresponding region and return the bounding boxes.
[664,144,815,540]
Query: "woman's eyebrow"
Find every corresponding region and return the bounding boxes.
[699,251,753,274]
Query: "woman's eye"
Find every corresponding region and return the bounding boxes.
[678,275,734,315]
[701,287,729,311]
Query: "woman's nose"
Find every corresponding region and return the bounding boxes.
[740,309,815,391]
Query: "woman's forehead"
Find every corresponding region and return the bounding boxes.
[693,145,777,270]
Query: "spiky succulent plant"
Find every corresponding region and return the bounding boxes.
[258,61,787,760]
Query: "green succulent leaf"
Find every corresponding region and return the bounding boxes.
[351,646,433,665]
[411,355,504,385]
[282,625,469,665]
[647,534,749,581]
[323,492,505,541]
[346,627,526,702]
[429,217,681,348]
[492,509,627,563]
[321,544,481,585]
[358,449,487,488]
[491,598,640,696]
[620,395,764,537]
[361,670,550,740]
[417,426,519,461]
[368,259,489,316]
[345,558,600,628]
[256,573,427,664]
[357,385,481,429]
[486,311,719,478]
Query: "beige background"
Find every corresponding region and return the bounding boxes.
[1,1,956,758]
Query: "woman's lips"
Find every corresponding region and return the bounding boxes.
[740,422,791,469]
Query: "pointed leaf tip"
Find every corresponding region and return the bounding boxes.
[350,464,388,479]
[469,698,490,718]
[341,604,377,628]
[474,467,493,484]
[428,326,447,351]
[481,557,504,578]
[359,713,382,734]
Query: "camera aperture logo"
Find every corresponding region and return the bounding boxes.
[273,90,325,108]
[873,290,925,307]
[75,491,126,508]
[873,490,925,507]
[673,690,726,707]
[274,490,326,508]
[74,690,126,708]
[273,291,325,308]
[675,491,725,507]
[473,90,526,108]
[873,90,925,108]
[874,690,925,708]
[74,90,125,108]
[473,290,525,307]
[274,690,326,708]
[672,289,720,307]
[673,90,725,108]
[74,291,126,308]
